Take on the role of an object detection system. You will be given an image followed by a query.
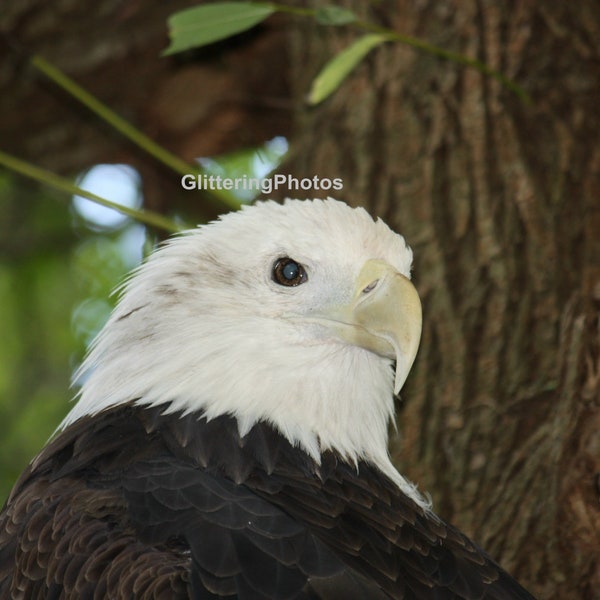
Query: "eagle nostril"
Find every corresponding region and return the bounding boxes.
[362,279,379,294]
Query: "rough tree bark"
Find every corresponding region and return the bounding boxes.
[285,1,600,598]
[2,0,599,598]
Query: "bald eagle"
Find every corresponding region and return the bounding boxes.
[0,198,534,599]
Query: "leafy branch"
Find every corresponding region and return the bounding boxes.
[1,3,529,235]
[164,2,530,105]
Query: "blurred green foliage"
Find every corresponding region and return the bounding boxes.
[0,138,287,504]
[0,172,144,503]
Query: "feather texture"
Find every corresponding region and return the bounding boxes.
[60,199,421,504]
[0,404,535,599]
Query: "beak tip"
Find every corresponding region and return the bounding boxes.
[393,372,404,396]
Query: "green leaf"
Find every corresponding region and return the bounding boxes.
[308,33,390,105]
[315,6,357,25]
[164,2,275,55]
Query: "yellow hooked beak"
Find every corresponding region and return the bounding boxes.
[317,259,422,394]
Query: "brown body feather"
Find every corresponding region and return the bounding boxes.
[0,404,534,599]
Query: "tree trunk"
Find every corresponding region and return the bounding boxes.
[285,1,600,597]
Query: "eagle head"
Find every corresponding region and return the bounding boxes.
[64,198,423,501]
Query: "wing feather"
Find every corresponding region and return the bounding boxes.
[0,404,536,599]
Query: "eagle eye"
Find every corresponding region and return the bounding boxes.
[272,258,308,287]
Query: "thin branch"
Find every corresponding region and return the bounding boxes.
[29,55,242,211]
[269,2,530,103]
[0,150,184,234]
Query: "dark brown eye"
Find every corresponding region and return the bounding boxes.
[272,258,308,287]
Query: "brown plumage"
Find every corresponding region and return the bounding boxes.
[0,403,534,599]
